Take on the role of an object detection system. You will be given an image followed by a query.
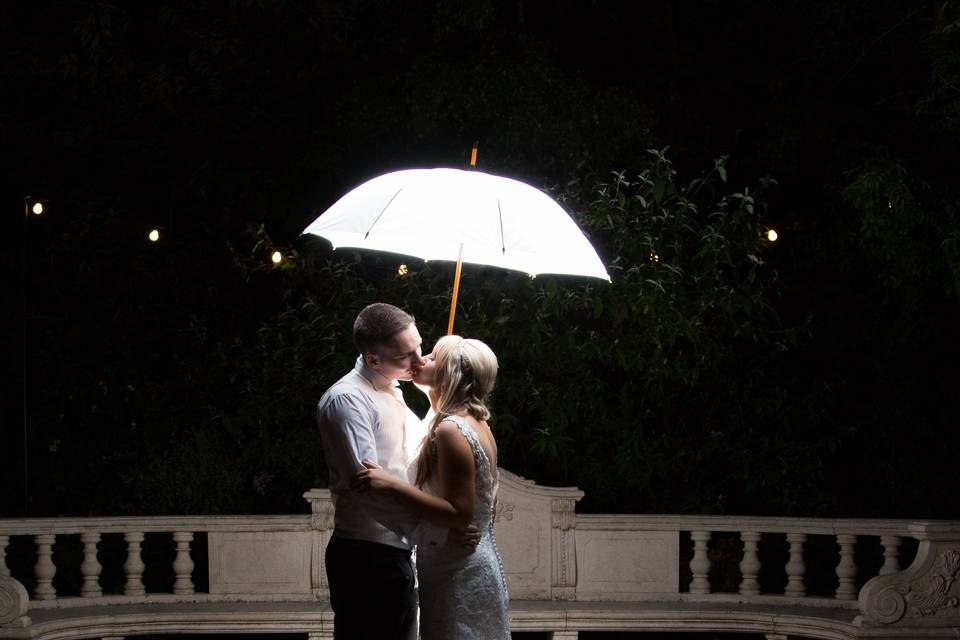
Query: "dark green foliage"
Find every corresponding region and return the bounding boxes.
[6,1,960,519]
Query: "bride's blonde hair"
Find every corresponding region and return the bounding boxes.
[415,335,498,488]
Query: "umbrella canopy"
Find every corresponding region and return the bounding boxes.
[303,168,610,281]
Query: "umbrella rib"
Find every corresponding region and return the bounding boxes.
[365,187,404,239]
[497,197,506,255]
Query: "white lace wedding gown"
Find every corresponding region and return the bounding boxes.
[415,414,510,639]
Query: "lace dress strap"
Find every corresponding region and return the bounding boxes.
[442,415,493,478]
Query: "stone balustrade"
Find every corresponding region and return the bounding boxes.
[0,469,958,640]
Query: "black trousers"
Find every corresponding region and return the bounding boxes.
[325,535,417,640]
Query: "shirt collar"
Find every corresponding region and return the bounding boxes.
[355,355,399,392]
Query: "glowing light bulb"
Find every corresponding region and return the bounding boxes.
[397,264,409,276]
[271,251,283,264]
[148,229,160,242]
[32,202,44,215]
[650,252,660,263]
[766,228,779,242]
[887,201,893,209]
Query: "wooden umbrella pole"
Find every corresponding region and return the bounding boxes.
[447,242,465,335]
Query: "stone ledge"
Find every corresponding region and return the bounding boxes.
[0,599,870,640]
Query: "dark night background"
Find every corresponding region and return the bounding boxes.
[3,1,959,520]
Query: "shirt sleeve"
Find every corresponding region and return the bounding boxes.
[319,390,447,545]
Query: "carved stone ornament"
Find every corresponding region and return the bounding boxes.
[494,500,515,523]
[304,489,335,531]
[859,530,960,626]
[551,499,577,531]
[904,549,960,617]
[0,574,29,626]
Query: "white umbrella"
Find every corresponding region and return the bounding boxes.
[303,168,610,333]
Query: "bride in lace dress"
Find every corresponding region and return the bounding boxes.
[353,335,510,639]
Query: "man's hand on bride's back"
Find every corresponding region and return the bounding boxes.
[447,524,480,553]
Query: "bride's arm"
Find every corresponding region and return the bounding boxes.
[353,420,475,530]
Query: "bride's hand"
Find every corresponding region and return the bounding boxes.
[351,459,397,493]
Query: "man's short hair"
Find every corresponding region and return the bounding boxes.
[354,303,415,354]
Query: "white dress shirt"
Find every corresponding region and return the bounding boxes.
[317,357,446,550]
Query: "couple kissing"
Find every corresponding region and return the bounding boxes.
[317,302,510,640]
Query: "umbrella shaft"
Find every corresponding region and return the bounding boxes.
[447,242,465,335]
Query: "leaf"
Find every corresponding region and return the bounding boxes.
[653,178,667,204]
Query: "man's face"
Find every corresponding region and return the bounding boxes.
[367,322,425,382]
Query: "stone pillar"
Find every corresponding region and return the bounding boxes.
[80,532,102,597]
[304,488,334,600]
[835,534,858,600]
[172,532,195,595]
[33,534,57,600]
[552,632,579,639]
[123,532,146,596]
[551,497,578,600]
[690,530,712,594]
[784,532,806,597]
[879,535,902,576]
[739,531,762,596]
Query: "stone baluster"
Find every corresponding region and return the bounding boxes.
[33,534,57,600]
[123,532,146,596]
[739,531,762,596]
[80,532,102,597]
[835,534,858,600]
[172,532,195,595]
[0,535,9,576]
[689,531,712,594]
[879,535,902,576]
[784,532,806,597]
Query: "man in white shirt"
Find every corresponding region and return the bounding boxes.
[318,303,465,640]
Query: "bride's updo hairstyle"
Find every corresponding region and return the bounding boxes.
[415,335,498,488]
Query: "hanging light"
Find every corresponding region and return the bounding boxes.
[397,263,409,276]
[271,250,283,264]
[148,229,160,242]
[31,202,44,215]
[766,228,779,242]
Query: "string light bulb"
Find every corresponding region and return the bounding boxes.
[148,229,160,242]
[397,263,409,276]
[766,228,779,242]
[271,251,283,264]
[31,202,44,215]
